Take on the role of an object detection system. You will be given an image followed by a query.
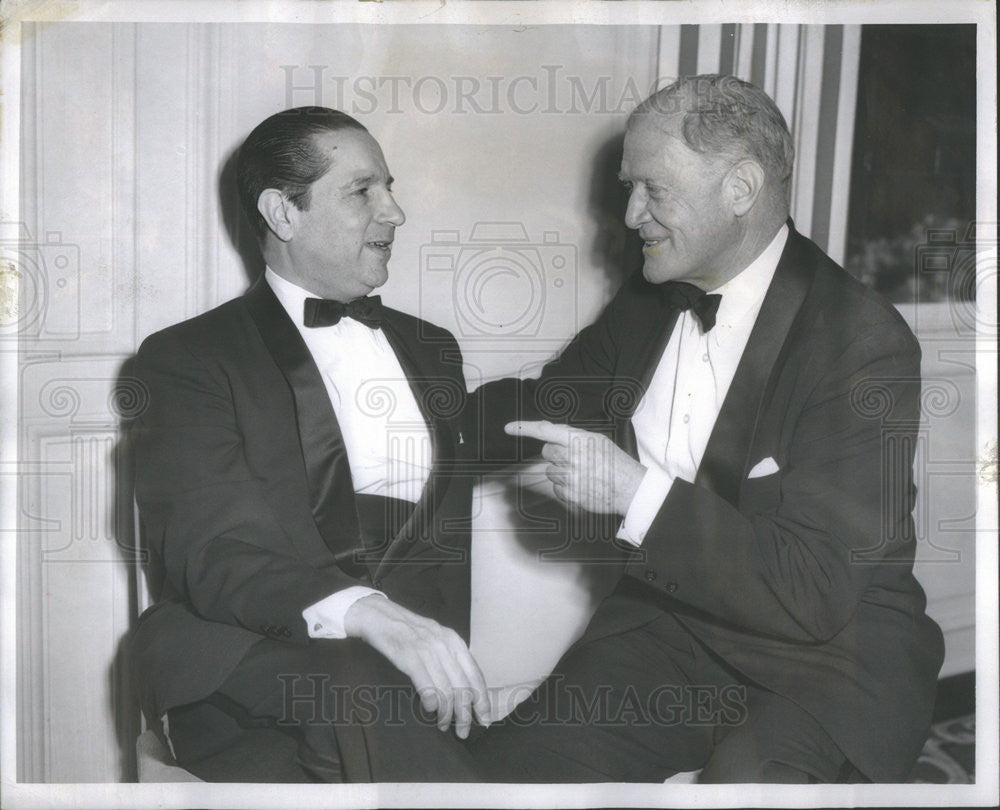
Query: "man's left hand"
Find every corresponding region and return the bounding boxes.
[505,420,646,515]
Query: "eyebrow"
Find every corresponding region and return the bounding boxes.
[343,173,393,190]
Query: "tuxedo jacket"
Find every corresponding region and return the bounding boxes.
[129,277,472,724]
[469,224,944,781]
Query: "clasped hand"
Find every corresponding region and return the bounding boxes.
[505,420,646,515]
[341,421,643,740]
[344,595,491,739]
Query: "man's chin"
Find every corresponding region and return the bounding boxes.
[362,267,389,293]
[641,261,673,285]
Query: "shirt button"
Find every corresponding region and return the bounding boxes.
[683,414,690,424]
[702,353,709,362]
[644,569,657,582]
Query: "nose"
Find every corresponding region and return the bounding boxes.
[378,191,406,227]
[623,185,649,231]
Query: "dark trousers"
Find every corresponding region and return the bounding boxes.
[169,635,482,782]
[166,494,481,782]
[470,608,851,783]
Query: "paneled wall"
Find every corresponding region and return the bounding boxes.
[10,21,974,784]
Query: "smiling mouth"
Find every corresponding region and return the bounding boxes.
[366,240,393,255]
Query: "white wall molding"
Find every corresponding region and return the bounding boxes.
[789,25,825,237]
[111,23,139,352]
[16,24,47,783]
[827,25,861,266]
[655,24,681,88]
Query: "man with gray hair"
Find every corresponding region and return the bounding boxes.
[468,75,943,782]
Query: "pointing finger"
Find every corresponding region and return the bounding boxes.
[504,420,574,445]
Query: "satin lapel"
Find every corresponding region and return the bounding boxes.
[694,228,815,503]
[617,304,680,460]
[375,312,456,574]
[244,278,361,553]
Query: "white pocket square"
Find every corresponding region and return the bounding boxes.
[747,457,780,479]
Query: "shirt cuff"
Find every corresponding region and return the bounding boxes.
[616,467,676,547]
[302,586,385,639]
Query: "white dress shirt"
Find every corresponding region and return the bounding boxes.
[266,268,434,637]
[618,225,788,545]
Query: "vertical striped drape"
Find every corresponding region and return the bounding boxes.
[655,24,861,265]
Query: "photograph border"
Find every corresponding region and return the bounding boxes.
[1,1,996,808]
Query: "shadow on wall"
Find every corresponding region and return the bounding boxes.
[499,479,628,582]
[587,130,643,292]
[107,354,155,781]
[219,146,266,288]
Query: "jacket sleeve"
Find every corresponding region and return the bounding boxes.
[626,323,923,642]
[133,328,364,645]
[466,280,632,465]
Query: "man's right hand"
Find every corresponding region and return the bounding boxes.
[343,594,491,739]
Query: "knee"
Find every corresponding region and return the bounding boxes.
[699,749,816,783]
[699,729,842,783]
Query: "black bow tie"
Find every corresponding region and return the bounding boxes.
[303,296,383,329]
[660,282,722,332]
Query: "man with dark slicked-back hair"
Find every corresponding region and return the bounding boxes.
[129,107,488,782]
[468,75,943,783]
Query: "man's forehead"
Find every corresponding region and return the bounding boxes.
[310,129,389,175]
[626,110,686,142]
[311,127,375,154]
[620,113,690,171]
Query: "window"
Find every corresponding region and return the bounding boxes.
[845,25,976,304]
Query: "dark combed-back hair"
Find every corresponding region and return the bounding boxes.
[236,107,368,241]
[631,74,794,191]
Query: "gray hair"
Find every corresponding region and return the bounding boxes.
[630,74,794,190]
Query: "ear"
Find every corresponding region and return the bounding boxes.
[726,160,765,217]
[257,189,296,243]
